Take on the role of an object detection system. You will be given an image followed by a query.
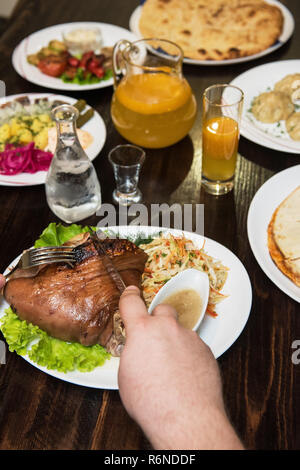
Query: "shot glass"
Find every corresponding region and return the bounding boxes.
[108,144,145,206]
[201,84,244,195]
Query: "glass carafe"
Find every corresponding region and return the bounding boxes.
[111,38,197,149]
[45,104,101,223]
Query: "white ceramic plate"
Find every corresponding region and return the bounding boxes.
[129,1,294,66]
[247,165,300,302]
[12,22,137,91]
[0,226,252,389]
[0,93,106,187]
[230,60,300,153]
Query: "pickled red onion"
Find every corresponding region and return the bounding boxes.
[0,142,53,175]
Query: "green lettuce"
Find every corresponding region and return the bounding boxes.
[34,222,97,247]
[0,222,110,373]
[1,308,109,373]
[60,67,113,85]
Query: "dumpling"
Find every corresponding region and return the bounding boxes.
[251,91,294,123]
[274,73,300,98]
[285,112,300,141]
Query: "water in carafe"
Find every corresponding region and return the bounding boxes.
[45,104,101,223]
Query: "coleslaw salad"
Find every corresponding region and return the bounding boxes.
[140,235,229,317]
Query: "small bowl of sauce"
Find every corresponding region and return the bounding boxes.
[63,27,103,55]
[148,268,209,331]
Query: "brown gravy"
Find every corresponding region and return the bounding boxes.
[162,289,202,329]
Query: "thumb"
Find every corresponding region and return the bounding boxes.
[119,285,148,335]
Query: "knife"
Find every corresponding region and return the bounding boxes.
[91,233,126,294]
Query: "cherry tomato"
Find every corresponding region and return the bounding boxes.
[79,51,94,69]
[68,56,80,68]
[92,66,105,78]
[87,59,105,78]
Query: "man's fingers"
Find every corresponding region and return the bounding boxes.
[0,274,5,290]
[151,303,178,320]
[119,286,148,334]
[119,288,179,337]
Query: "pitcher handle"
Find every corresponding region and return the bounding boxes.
[112,39,131,88]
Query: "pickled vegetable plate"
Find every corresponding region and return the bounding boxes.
[0,93,106,187]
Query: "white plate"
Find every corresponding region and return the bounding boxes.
[12,22,137,91]
[129,1,294,66]
[0,226,252,389]
[230,60,300,153]
[247,165,300,302]
[0,92,106,187]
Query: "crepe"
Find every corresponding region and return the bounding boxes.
[46,126,93,153]
[268,186,300,287]
[138,0,284,61]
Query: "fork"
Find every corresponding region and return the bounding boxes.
[5,246,76,281]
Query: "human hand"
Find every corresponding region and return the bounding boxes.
[0,274,5,290]
[118,285,243,450]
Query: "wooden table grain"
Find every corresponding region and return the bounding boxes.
[0,0,299,451]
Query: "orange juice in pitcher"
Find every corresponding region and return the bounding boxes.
[111,39,197,149]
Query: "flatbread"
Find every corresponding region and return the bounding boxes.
[268,186,300,287]
[139,0,284,61]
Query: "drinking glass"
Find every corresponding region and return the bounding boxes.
[201,84,244,195]
[108,144,145,206]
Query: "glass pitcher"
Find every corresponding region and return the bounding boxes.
[45,104,101,223]
[111,38,197,149]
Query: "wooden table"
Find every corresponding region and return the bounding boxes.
[0,0,299,451]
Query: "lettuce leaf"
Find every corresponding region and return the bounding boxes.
[1,308,109,373]
[0,222,110,374]
[60,67,113,85]
[34,222,97,248]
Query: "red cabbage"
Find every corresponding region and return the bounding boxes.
[0,142,53,175]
